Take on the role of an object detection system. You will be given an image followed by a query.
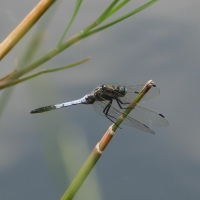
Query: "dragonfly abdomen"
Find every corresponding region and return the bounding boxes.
[30,96,89,114]
[30,105,56,113]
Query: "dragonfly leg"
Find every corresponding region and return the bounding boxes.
[103,100,116,122]
[102,100,122,129]
[95,94,117,122]
[115,98,129,109]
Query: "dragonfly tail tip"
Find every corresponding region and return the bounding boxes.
[30,109,41,114]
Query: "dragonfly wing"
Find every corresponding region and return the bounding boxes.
[118,84,160,104]
[119,115,155,134]
[129,105,169,127]
[93,101,155,134]
[92,100,110,118]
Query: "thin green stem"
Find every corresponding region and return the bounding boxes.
[0,58,90,90]
[81,0,120,34]
[84,0,158,37]
[67,0,159,43]
[104,0,130,20]
[96,0,120,24]
[0,68,18,82]
[9,32,84,80]
[57,0,83,46]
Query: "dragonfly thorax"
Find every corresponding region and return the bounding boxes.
[93,85,127,101]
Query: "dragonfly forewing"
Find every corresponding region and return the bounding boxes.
[117,84,160,104]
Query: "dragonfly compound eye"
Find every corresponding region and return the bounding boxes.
[118,86,127,96]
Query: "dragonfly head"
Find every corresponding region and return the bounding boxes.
[117,86,127,96]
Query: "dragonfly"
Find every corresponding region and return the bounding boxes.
[30,84,168,134]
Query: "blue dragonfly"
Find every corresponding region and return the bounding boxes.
[30,84,168,134]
